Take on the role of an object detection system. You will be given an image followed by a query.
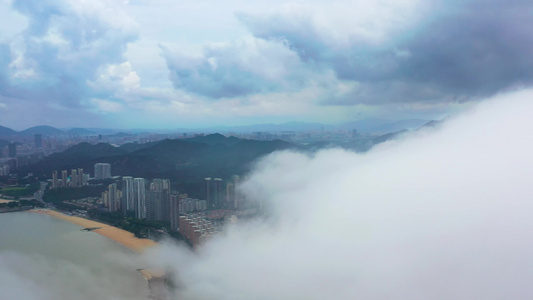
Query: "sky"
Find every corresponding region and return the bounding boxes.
[147,88,533,300]
[0,0,531,129]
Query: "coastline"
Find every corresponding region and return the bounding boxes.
[31,209,158,254]
[0,206,32,213]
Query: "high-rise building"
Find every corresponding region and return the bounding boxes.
[226,182,235,209]
[146,179,171,221]
[70,169,78,187]
[169,194,180,231]
[83,173,90,186]
[102,190,109,207]
[205,177,212,207]
[34,134,42,149]
[52,171,58,189]
[232,175,241,209]
[122,176,135,212]
[133,178,146,219]
[0,164,9,176]
[94,163,111,180]
[151,178,170,192]
[213,178,223,208]
[107,183,120,212]
[8,143,16,158]
[77,168,84,187]
[146,189,162,221]
[61,170,68,187]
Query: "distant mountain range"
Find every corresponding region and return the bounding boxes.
[0,125,103,137]
[184,119,432,134]
[19,125,64,136]
[0,118,435,137]
[0,125,17,136]
[66,128,96,135]
[0,125,67,137]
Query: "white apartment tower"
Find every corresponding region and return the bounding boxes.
[134,178,146,219]
[52,171,58,189]
[122,176,135,211]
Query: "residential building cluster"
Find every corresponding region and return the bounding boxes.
[178,209,239,247]
[102,176,235,228]
[179,214,219,246]
[178,198,208,214]
[47,162,250,246]
[51,168,90,188]
[205,175,241,210]
[0,162,10,176]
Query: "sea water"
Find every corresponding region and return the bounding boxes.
[0,211,150,300]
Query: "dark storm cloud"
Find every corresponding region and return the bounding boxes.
[393,0,533,98]
[2,0,137,107]
[238,0,533,105]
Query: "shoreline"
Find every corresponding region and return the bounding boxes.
[0,207,32,213]
[31,209,158,254]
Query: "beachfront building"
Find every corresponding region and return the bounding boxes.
[134,178,146,219]
[108,183,120,212]
[170,195,180,231]
[146,179,171,222]
[122,176,135,212]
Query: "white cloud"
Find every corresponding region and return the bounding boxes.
[238,0,426,49]
[90,98,123,113]
[89,61,141,94]
[163,36,309,98]
[148,88,533,299]
[1,0,138,109]
[1,0,531,129]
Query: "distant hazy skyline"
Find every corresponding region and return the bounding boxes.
[0,0,530,129]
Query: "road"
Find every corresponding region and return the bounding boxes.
[33,181,48,205]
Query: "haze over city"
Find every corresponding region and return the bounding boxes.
[1,0,533,299]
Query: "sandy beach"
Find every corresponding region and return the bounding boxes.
[32,209,158,254]
[0,198,14,203]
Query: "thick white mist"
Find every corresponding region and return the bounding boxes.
[156,88,533,299]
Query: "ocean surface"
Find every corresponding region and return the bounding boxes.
[0,211,150,300]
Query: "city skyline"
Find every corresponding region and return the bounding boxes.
[1,0,531,129]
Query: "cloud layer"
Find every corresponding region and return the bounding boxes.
[0,0,137,128]
[162,37,306,98]
[150,88,533,299]
[1,0,533,128]
[236,0,533,104]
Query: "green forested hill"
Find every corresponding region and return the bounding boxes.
[22,134,298,197]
